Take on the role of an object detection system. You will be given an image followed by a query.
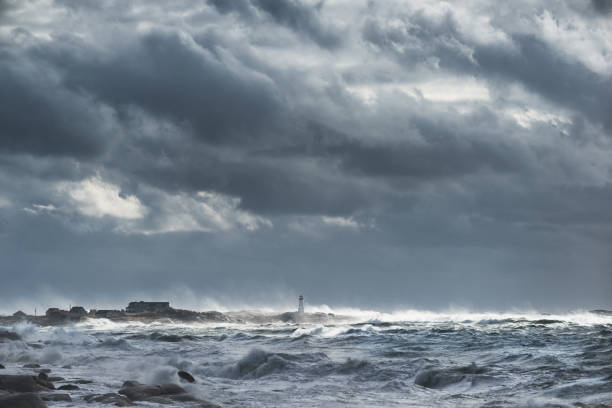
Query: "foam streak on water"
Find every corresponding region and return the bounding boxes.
[1,309,611,407]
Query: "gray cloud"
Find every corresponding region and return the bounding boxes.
[208,0,341,48]
[0,0,610,311]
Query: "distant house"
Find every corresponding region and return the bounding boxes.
[46,308,68,319]
[13,310,26,318]
[126,301,171,314]
[69,306,88,317]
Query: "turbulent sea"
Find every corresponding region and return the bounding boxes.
[1,309,611,407]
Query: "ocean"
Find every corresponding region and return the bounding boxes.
[1,309,611,407]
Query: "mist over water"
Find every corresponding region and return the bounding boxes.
[1,306,611,407]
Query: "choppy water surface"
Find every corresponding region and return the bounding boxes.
[1,310,611,407]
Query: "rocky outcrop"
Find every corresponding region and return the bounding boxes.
[0,392,46,408]
[84,393,134,406]
[0,375,53,393]
[118,381,220,406]
[58,384,79,390]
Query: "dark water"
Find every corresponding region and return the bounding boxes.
[1,310,611,407]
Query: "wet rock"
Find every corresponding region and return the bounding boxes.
[178,370,195,383]
[38,369,50,375]
[75,379,94,384]
[40,393,71,402]
[0,365,4,369]
[61,365,72,369]
[28,344,43,350]
[23,364,40,369]
[84,393,134,406]
[0,331,20,342]
[0,375,52,393]
[0,392,47,408]
[58,384,79,390]
[118,381,185,401]
[47,377,64,382]
[118,381,220,407]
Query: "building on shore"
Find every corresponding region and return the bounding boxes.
[13,310,26,318]
[69,306,88,317]
[46,308,68,319]
[126,301,171,314]
[298,295,304,314]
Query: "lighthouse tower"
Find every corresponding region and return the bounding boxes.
[298,295,304,314]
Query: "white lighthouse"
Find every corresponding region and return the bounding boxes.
[298,295,304,314]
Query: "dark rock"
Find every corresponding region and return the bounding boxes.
[0,392,47,408]
[58,384,79,390]
[47,377,63,382]
[61,365,72,369]
[121,380,139,388]
[0,365,4,369]
[178,370,195,383]
[118,381,185,401]
[23,364,40,369]
[84,393,134,406]
[118,380,220,407]
[37,373,48,381]
[0,331,20,342]
[75,379,94,384]
[0,375,52,392]
[38,369,50,375]
[40,393,71,402]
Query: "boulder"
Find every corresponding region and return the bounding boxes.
[118,381,184,401]
[118,381,221,407]
[40,393,71,402]
[0,392,47,408]
[0,365,4,370]
[58,384,79,390]
[23,364,40,369]
[75,379,93,384]
[47,377,64,382]
[84,393,134,406]
[0,375,52,393]
[178,370,195,383]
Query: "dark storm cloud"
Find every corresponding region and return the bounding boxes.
[0,61,106,157]
[208,0,341,48]
[37,31,283,145]
[0,0,611,310]
[591,0,612,14]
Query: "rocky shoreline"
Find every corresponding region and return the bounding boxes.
[0,300,342,327]
[0,367,220,407]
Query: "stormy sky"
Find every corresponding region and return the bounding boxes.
[0,0,611,313]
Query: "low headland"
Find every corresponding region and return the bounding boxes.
[0,301,340,326]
